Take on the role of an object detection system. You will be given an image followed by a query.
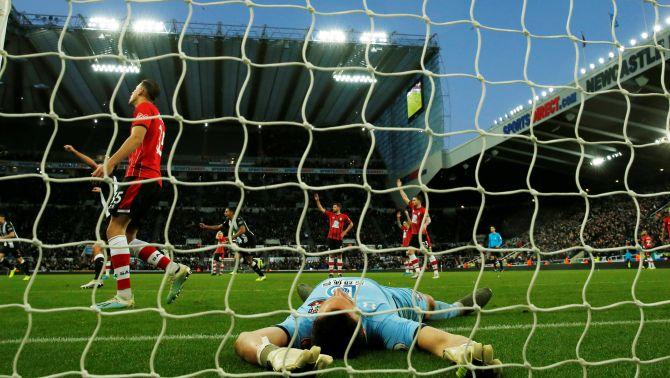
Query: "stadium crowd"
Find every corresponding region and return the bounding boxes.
[2,166,669,272]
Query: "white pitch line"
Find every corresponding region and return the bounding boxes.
[0,333,234,345]
[444,318,670,333]
[1,319,669,345]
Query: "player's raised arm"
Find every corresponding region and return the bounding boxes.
[396,211,403,229]
[64,145,99,170]
[92,125,147,178]
[313,193,326,213]
[396,179,410,205]
[199,223,223,231]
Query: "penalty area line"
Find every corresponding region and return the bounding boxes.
[1,318,669,345]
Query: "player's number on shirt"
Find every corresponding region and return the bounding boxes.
[109,190,124,210]
[156,123,165,157]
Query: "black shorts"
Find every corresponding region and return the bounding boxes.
[490,249,504,257]
[0,245,21,258]
[408,234,431,251]
[213,253,224,262]
[108,177,161,223]
[327,238,343,251]
[236,234,256,258]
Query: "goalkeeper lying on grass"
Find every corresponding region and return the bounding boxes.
[234,277,501,376]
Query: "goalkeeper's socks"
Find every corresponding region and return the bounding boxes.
[257,337,279,368]
[109,235,132,298]
[430,300,460,320]
[93,254,105,279]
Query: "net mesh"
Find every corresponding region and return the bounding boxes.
[1,0,670,376]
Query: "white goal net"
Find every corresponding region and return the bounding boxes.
[1,0,670,377]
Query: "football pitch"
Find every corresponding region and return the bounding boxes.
[1,269,669,377]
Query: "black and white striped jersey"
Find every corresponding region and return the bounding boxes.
[1,220,17,248]
[225,216,256,244]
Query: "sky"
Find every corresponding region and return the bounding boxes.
[12,0,670,148]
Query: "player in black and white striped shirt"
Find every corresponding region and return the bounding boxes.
[64,145,116,289]
[0,212,30,280]
[200,207,266,281]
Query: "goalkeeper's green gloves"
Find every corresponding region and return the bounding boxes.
[257,337,333,372]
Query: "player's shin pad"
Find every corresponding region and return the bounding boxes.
[258,337,333,372]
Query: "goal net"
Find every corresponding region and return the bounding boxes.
[1,0,670,376]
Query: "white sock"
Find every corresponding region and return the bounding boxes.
[429,254,439,272]
[109,235,132,299]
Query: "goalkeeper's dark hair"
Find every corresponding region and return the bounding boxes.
[140,79,160,101]
[312,313,366,359]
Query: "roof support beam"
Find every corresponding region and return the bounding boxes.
[581,109,666,135]
[496,145,574,166]
[593,94,669,121]
[170,35,190,120]
[244,40,268,121]
[214,35,224,119]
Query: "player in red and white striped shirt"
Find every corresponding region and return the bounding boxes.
[640,230,656,269]
[660,210,670,243]
[396,210,413,275]
[397,179,439,279]
[212,231,228,275]
[314,193,354,277]
[91,80,190,310]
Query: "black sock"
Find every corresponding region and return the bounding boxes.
[20,261,30,275]
[93,257,104,280]
[0,258,11,272]
[251,260,264,277]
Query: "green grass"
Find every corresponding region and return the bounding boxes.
[1,269,670,377]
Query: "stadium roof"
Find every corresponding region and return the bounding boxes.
[441,31,670,194]
[2,10,439,127]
